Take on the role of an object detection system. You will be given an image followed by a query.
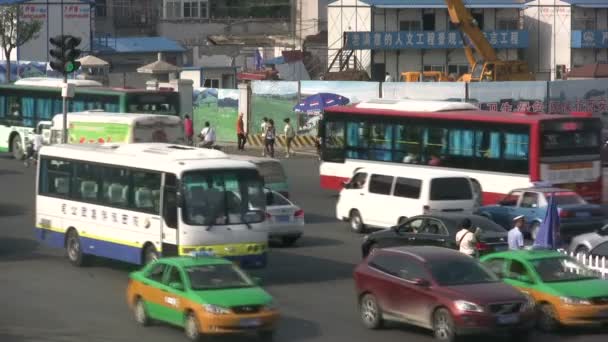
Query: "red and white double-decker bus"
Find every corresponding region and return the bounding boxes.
[318,99,603,204]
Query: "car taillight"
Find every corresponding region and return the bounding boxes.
[294,209,304,217]
[559,210,573,218]
[475,242,490,251]
[423,205,430,214]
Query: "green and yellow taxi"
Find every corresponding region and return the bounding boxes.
[480,250,608,332]
[126,252,279,341]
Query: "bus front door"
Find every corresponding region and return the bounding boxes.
[161,174,179,257]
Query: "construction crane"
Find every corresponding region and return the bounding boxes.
[446,0,534,82]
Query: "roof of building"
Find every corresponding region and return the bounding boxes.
[567,63,608,78]
[0,0,92,4]
[77,55,109,67]
[137,60,181,74]
[562,0,608,8]
[207,34,294,47]
[330,0,534,8]
[93,37,186,55]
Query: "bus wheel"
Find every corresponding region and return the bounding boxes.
[11,134,24,160]
[143,244,159,265]
[66,229,87,267]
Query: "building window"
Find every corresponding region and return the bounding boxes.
[204,79,220,88]
[165,1,181,18]
[423,13,436,31]
[96,0,107,17]
[472,12,484,30]
[423,65,445,72]
[400,20,421,31]
[184,1,199,18]
[448,64,468,78]
[498,19,519,30]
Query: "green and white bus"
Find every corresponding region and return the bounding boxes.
[0,78,181,159]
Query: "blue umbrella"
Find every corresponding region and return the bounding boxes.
[293,93,350,113]
[533,195,561,250]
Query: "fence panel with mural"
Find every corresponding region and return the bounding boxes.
[548,80,608,127]
[468,81,548,112]
[382,82,466,101]
[250,81,299,147]
[192,88,240,142]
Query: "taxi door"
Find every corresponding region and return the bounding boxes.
[159,265,189,326]
[136,263,170,320]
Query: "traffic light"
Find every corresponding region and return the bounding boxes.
[49,35,82,75]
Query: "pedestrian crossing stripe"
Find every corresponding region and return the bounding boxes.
[246,135,317,148]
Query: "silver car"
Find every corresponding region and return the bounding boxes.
[568,224,608,257]
[265,190,305,246]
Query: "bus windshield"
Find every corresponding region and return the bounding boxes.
[181,169,265,226]
[128,94,179,115]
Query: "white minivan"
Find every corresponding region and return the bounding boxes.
[336,167,481,233]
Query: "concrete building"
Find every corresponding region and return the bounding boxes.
[328,0,531,82]
[94,0,161,37]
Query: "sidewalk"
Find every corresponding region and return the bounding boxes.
[219,141,319,159]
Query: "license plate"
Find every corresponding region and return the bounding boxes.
[275,215,290,223]
[239,318,261,327]
[576,212,591,218]
[497,314,519,325]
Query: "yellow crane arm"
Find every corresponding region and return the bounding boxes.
[446,0,498,62]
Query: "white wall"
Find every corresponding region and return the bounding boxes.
[524,0,572,81]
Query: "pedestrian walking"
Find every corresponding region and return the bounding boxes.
[455,218,481,257]
[261,117,269,156]
[283,118,295,157]
[236,113,247,150]
[508,215,525,250]
[184,115,194,145]
[264,119,276,158]
[198,121,216,148]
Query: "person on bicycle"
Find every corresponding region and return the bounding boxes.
[25,127,43,166]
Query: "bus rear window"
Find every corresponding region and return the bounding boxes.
[541,120,600,156]
[430,178,473,201]
[128,94,178,115]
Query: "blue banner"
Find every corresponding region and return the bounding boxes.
[344,30,529,50]
[571,30,608,48]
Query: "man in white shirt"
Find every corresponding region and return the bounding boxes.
[455,218,478,257]
[508,215,525,250]
[199,121,216,148]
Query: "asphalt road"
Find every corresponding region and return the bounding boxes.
[1,152,607,342]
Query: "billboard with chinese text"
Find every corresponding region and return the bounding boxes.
[468,81,548,113]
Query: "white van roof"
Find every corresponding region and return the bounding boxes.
[51,111,182,125]
[356,166,471,180]
[355,99,478,112]
[14,77,103,88]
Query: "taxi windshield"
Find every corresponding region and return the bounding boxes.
[186,264,255,290]
[531,257,598,283]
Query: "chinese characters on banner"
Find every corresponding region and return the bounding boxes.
[20,4,47,19]
[468,82,548,113]
[345,30,528,50]
[63,4,90,19]
[61,203,145,229]
[571,30,608,48]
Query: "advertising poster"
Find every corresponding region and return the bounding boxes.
[192,88,239,142]
[298,81,380,135]
[382,82,466,101]
[251,81,299,136]
[467,81,548,112]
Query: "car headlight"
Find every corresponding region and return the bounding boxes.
[454,300,484,313]
[521,293,536,311]
[203,304,231,314]
[560,296,591,305]
[264,300,278,310]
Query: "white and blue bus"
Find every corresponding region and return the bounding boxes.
[36,143,269,268]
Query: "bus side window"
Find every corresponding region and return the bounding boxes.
[163,174,178,229]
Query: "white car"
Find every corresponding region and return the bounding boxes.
[265,190,305,246]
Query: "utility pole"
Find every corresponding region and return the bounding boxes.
[49,35,82,143]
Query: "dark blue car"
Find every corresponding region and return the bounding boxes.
[477,187,606,241]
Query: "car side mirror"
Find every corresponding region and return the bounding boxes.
[169,282,184,291]
[413,278,430,287]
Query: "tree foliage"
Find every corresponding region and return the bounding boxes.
[0,5,43,82]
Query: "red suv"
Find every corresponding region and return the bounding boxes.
[354,246,536,342]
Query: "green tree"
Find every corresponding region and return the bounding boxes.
[0,5,42,83]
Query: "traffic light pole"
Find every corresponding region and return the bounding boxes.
[62,74,68,144]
